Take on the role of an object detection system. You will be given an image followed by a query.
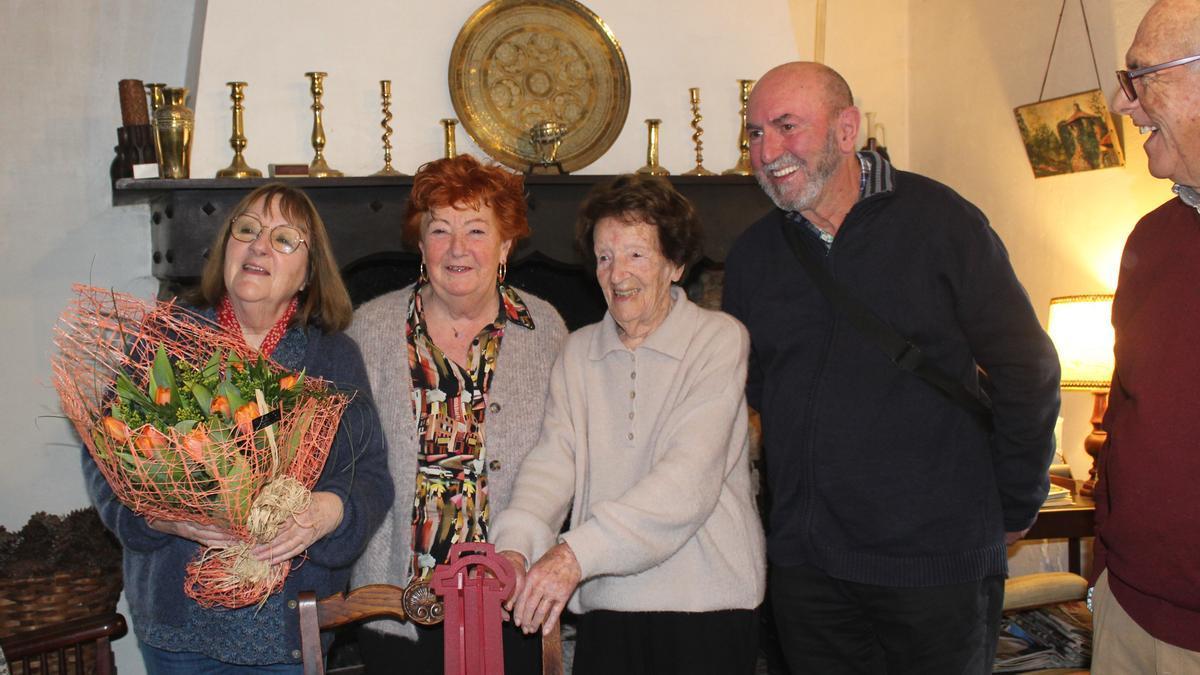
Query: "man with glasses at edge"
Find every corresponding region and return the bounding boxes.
[1090,1,1200,672]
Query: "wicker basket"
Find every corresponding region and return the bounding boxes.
[0,570,122,674]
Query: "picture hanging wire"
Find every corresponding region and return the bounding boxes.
[1038,0,1104,102]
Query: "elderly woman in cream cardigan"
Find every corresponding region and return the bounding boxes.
[492,174,766,675]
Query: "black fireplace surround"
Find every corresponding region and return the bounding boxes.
[115,175,774,330]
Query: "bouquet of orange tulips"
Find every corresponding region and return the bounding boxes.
[53,285,349,609]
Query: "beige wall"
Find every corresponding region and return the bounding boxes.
[909,0,1163,483]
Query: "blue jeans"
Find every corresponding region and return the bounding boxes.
[139,643,303,675]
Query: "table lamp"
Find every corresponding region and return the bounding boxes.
[1046,294,1114,496]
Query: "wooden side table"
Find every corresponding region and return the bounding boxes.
[1024,493,1095,575]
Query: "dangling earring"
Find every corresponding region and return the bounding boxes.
[419,261,428,284]
[497,260,507,284]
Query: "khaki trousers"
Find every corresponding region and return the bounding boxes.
[1092,570,1200,674]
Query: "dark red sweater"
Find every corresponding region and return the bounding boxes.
[1094,196,1200,651]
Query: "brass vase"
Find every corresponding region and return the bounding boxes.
[153,87,194,179]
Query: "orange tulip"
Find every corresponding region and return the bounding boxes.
[102,416,130,443]
[234,402,261,434]
[154,386,172,406]
[133,425,167,457]
[210,395,230,417]
[180,427,208,462]
[279,374,298,391]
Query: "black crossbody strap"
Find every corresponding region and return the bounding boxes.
[780,220,993,427]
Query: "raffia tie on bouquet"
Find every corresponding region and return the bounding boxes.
[52,284,350,609]
[185,476,310,608]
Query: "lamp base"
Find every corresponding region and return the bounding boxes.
[1079,391,1109,497]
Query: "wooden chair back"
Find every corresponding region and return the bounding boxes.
[0,613,127,675]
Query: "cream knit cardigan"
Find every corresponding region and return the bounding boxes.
[348,284,567,639]
[492,288,766,614]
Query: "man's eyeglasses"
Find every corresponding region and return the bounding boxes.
[229,214,308,254]
[1116,53,1200,102]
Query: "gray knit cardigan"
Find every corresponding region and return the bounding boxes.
[347,284,567,639]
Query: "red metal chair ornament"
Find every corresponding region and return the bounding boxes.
[430,542,515,675]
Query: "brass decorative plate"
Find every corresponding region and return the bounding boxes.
[449,0,630,173]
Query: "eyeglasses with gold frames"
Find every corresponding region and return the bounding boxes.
[228,214,308,254]
[1116,53,1200,102]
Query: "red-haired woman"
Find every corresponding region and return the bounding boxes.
[347,154,567,674]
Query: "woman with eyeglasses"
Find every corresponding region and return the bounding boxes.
[84,183,393,673]
[348,154,567,675]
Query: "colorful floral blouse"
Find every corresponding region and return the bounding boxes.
[406,282,535,579]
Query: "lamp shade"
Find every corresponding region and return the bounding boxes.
[1047,294,1115,391]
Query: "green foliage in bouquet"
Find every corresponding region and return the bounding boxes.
[93,344,314,526]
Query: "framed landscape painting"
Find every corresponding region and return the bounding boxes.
[1014,89,1125,178]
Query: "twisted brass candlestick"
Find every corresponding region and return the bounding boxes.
[723,79,755,176]
[683,88,716,176]
[216,82,262,178]
[441,119,458,159]
[636,119,669,176]
[373,80,404,176]
[305,72,342,178]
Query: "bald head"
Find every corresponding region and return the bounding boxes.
[752,62,854,118]
[745,62,863,218]
[1120,0,1200,186]
[1134,0,1200,60]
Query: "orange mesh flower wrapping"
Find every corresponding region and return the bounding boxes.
[52,285,350,609]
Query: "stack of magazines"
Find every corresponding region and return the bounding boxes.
[994,602,1092,672]
[1042,482,1073,506]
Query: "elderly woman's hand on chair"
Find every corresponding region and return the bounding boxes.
[511,543,581,636]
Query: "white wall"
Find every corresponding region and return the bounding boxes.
[0,2,197,672]
[0,0,195,522]
[189,0,791,178]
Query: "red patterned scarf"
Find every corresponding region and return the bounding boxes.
[216,295,298,356]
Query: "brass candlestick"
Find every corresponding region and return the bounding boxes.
[145,83,167,115]
[441,118,458,159]
[636,119,669,176]
[723,79,755,176]
[373,80,404,176]
[683,88,716,176]
[216,82,262,178]
[305,71,342,178]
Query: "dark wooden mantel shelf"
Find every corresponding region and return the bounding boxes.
[114,174,775,292]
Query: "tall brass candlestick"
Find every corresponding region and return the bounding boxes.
[683,88,716,176]
[305,71,343,178]
[216,82,262,178]
[373,80,403,176]
[723,79,755,176]
[441,119,458,159]
[636,119,669,176]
